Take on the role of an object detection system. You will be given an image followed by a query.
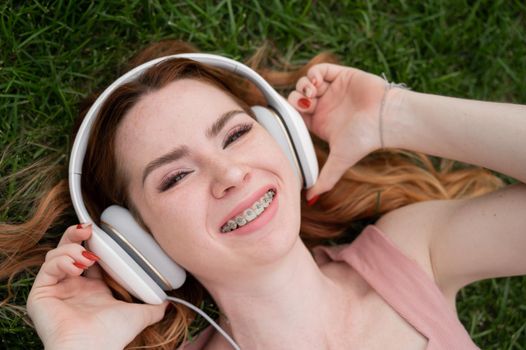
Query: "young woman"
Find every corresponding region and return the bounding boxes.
[6,41,525,349]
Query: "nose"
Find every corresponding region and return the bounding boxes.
[209,156,251,198]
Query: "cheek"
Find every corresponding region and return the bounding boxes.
[257,129,302,190]
[258,133,303,221]
[144,190,213,265]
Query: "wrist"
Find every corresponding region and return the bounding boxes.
[382,87,416,150]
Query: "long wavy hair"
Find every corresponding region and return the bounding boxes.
[0,40,505,348]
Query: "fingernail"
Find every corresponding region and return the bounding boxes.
[311,78,317,86]
[73,261,88,269]
[77,223,92,229]
[307,195,320,206]
[298,98,311,109]
[82,250,100,261]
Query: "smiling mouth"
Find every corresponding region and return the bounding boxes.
[220,189,276,233]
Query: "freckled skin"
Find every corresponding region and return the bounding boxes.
[114,79,302,286]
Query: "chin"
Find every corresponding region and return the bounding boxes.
[246,216,302,266]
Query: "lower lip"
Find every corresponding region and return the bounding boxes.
[222,191,279,236]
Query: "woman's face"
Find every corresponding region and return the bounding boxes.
[114,78,302,284]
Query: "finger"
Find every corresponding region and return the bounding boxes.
[306,152,357,200]
[305,69,331,97]
[310,78,331,97]
[306,63,351,84]
[140,301,170,326]
[33,254,86,289]
[58,224,92,247]
[287,90,317,117]
[125,301,170,335]
[45,243,99,267]
[307,63,358,96]
[295,76,317,98]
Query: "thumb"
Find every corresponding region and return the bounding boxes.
[134,300,170,329]
[306,152,356,201]
[102,301,171,349]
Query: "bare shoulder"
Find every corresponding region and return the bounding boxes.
[374,199,456,289]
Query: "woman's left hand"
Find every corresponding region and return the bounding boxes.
[288,63,391,201]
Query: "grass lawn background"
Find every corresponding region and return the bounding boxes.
[1,0,525,348]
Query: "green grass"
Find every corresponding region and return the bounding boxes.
[1,0,525,348]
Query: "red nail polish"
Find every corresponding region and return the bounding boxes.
[82,250,100,261]
[298,98,311,109]
[307,195,320,206]
[73,261,87,269]
[76,223,83,229]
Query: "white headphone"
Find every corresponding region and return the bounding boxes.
[68,54,319,307]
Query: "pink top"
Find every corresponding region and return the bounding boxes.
[179,225,480,349]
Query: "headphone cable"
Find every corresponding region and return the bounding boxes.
[165,296,241,350]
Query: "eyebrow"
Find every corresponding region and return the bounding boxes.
[142,109,245,185]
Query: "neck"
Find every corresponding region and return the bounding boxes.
[200,238,351,349]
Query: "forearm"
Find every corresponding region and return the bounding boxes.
[385,89,526,183]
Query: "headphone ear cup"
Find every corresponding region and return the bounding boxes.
[251,105,310,186]
[100,205,186,290]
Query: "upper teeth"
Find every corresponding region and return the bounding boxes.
[221,189,275,233]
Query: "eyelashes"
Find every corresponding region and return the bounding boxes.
[223,122,253,149]
[158,170,194,192]
[158,122,254,192]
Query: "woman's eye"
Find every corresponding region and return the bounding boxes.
[158,170,194,192]
[223,123,253,149]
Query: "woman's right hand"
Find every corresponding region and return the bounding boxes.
[27,224,169,349]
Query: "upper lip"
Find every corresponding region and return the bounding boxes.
[219,185,276,229]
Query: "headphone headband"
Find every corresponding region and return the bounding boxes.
[69,54,317,225]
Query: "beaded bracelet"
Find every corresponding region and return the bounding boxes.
[379,73,409,149]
